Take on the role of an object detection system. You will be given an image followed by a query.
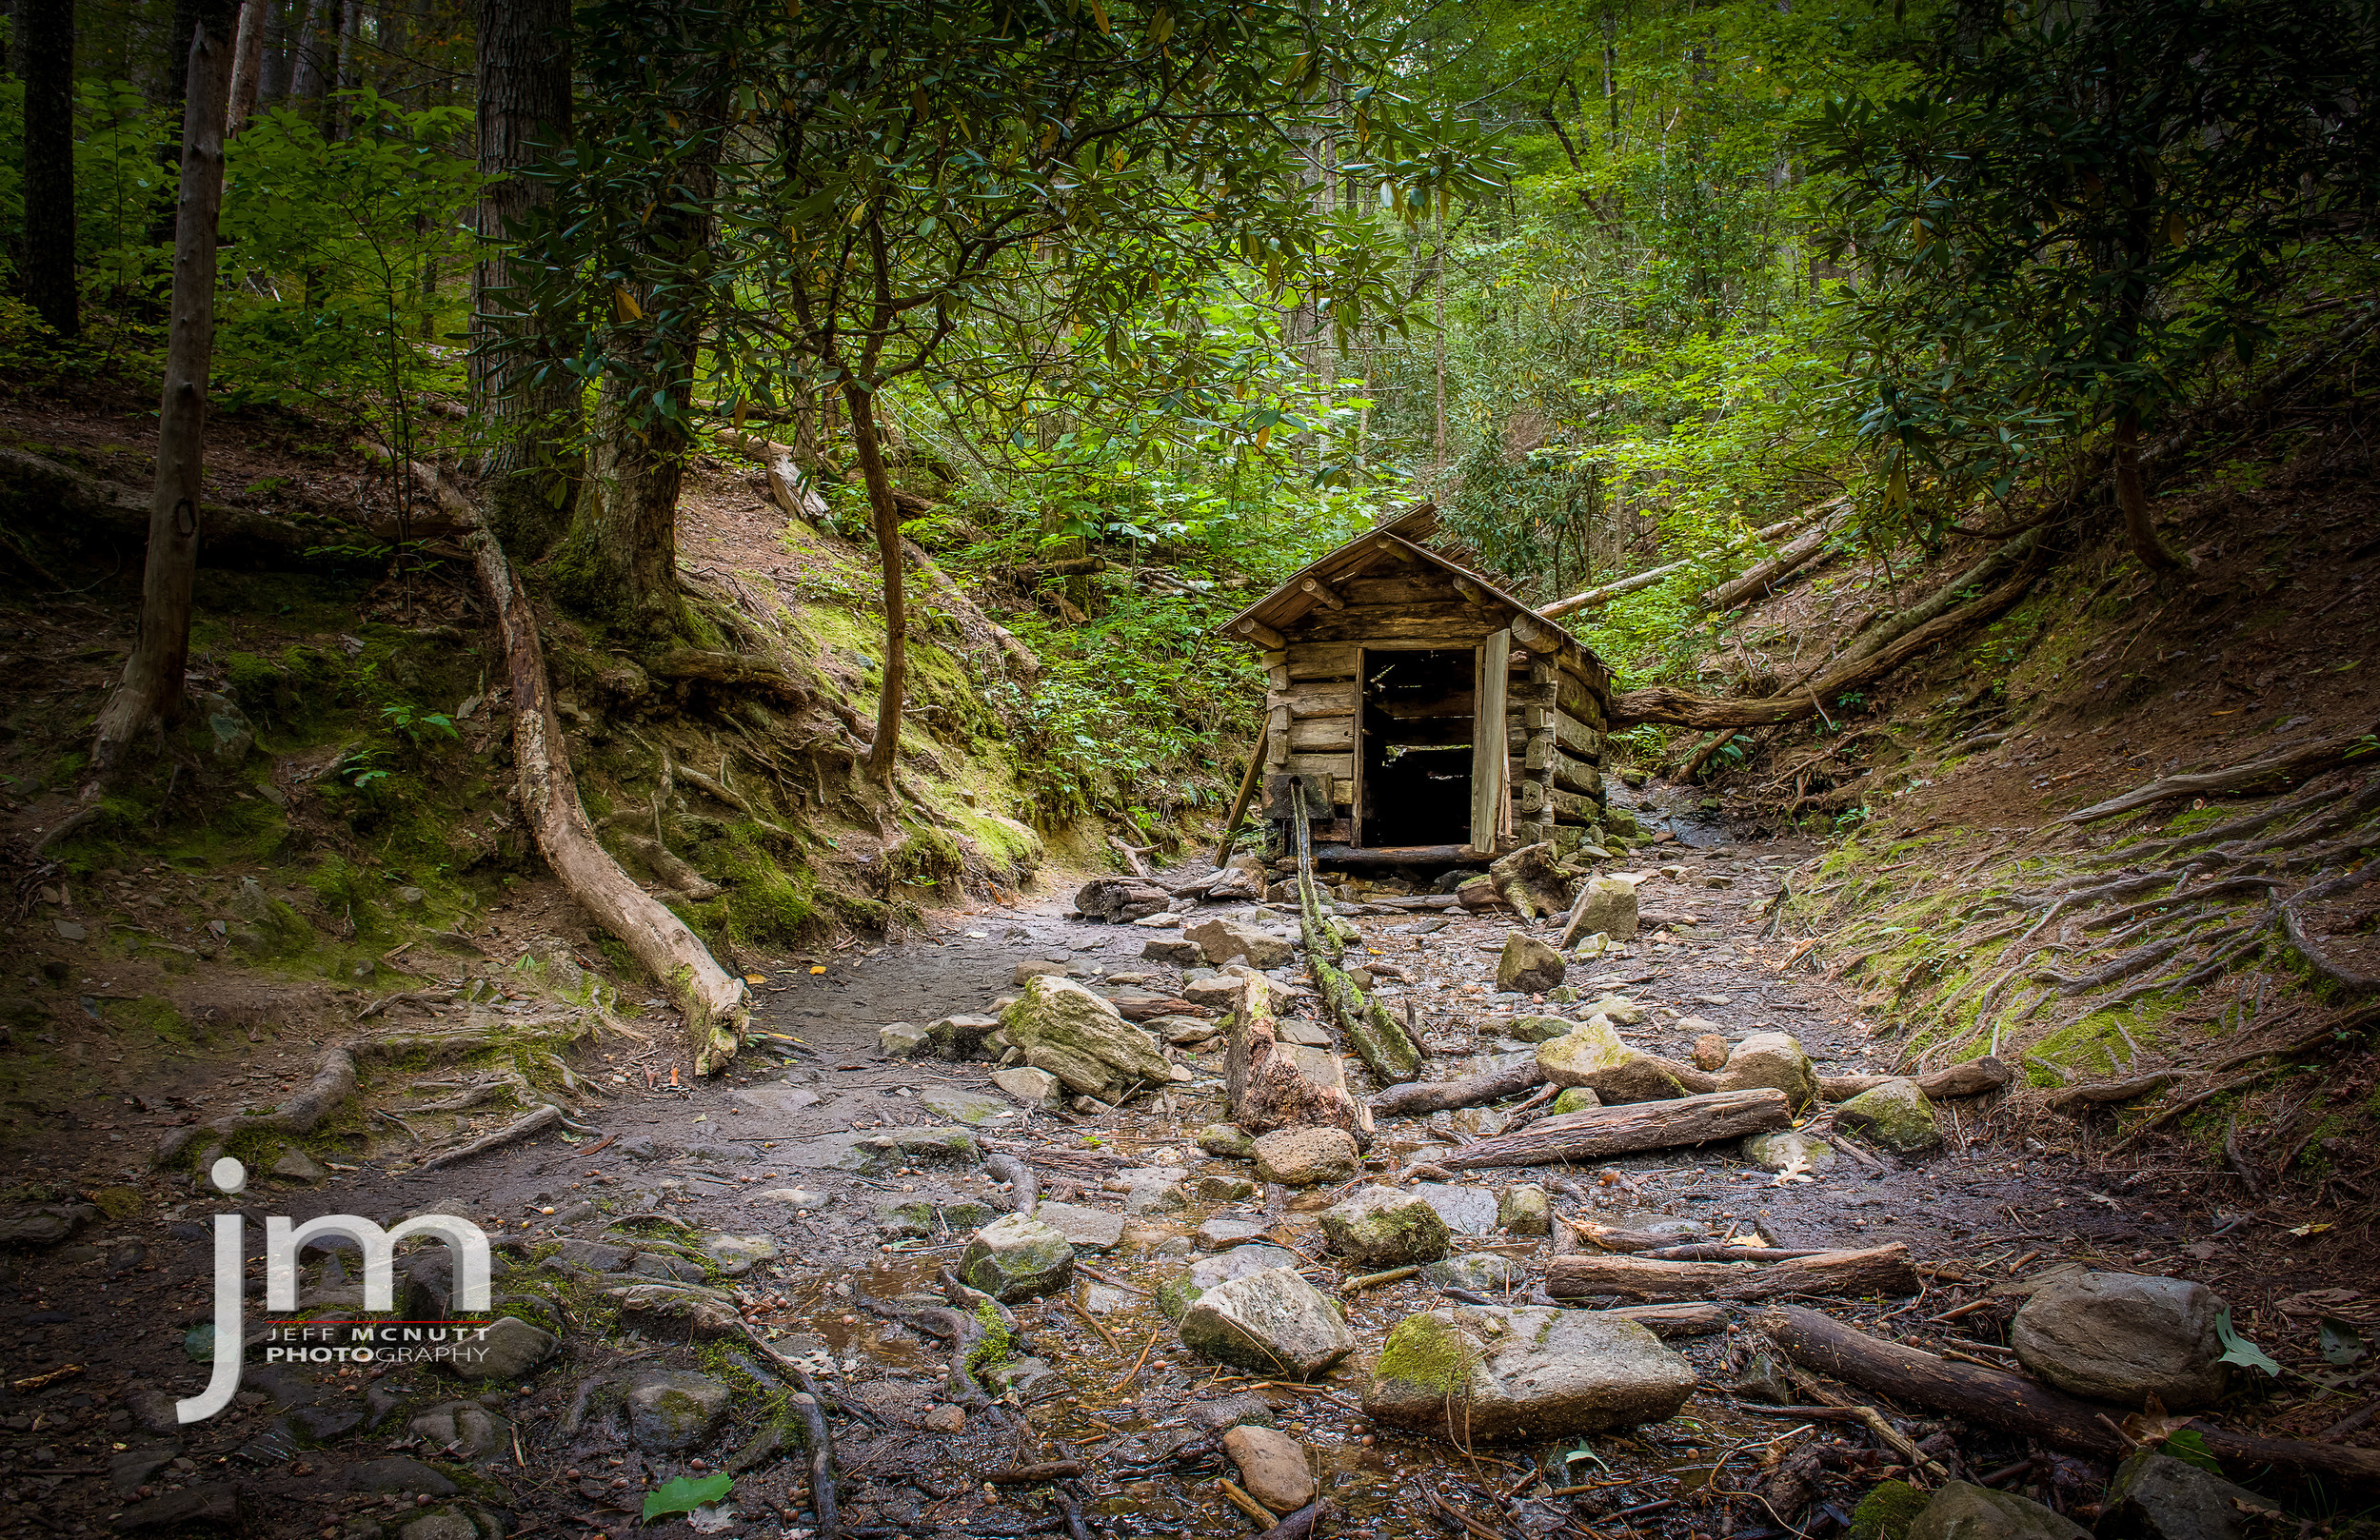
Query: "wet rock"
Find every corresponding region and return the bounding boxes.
[1423,1253,1522,1292]
[1033,1201,1126,1252]
[1508,1015,1577,1044]
[1184,918,1295,970]
[612,1282,742,1338]
[2100,1448,2274,1540]
[991,1065,1063,1108]
[1251,1127,1357,1187]
[2011,1272,2228,1410]
[630,1252,705,1282]
[1363,1306,1695,1439]
[1497,932,1567,994]
[451,1315,556,1381]
[927,1014,1002,1059]
[407,1402,509,1463]
[109,1445,179,1492]
[879,1022,930,1057]
[1409,1182,1499,1237]
[1124,1182,1190,1216]
[1320,1187,1452,1266]
[999,976,1174,1103]
[272,1147,328,1185]
[921,1087,1017,1125]
[1565,878,1640,943]
[959,1214,1076,1302]
[624,1368,730,1452]
[1192,1174,1259,1202]
[1549,1087,1603,1115]
[1905,1481,2089,1539]
[1833,1079,1941,1154]
[1537,1018,1686,1103]
[0,1203,96,1247]
[1186,1392,1279,1432]
[116,1485,243,1530]
[699,1232,778,1275]
[1498,1184,1550,1235]
[1849,1479,1929,1540]
[987,1357,1060,1398]
[922,1403,967,1433]
[348,1456,462,1495]
[1222,1426,1318,1513]
[1743,1129,1836,1175]
[1717,1032,1818,1109]
[1158,1243,1304,1321]
[1692,1033,1731,1072]
[1143,938,1204,967]
[1179,1267,1354,1377]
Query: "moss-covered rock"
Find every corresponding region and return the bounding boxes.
[1319,1186,1452,1266]
[1537,1017,1686,1104]
[958,1214,1075,1303]
[1849,1479,1930,1540]
[1362,1305,1695,1440]
[998,976,1172,1102]
[1833,1078,1941,1154]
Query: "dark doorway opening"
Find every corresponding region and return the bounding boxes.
[1359,647,1476,849]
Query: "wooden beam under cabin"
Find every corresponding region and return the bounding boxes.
[1235,616,1287,649]
[1299,576,1348,611]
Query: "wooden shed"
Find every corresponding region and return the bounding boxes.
[1220,506,1616,863]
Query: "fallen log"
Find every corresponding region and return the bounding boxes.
[1702,505,1849,612]
[1546,1244,1917,1303]
[1637,1245,1832,1262]
[1568,1219,1696,1254]
[2062,723,2380,824]
[1370,1059,1546,1117]
[1759,1303,2380,1489]
[1817,1056,2013,1102]
[1608,1301,1730,1338]
[1225,975,1370,1143]
[1430,1088,1793,1171]
[2047,1072,2180,1118]
[1540,511,1814,619]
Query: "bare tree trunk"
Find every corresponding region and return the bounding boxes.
[21,0,76,340]
[2112,410,2187,574]
[288,0,326,100]
[225,0,265,133]
[1431,202,1446,467]
[258,0,291,102]
[845,380,906,790]
[92,15,235,768]
[470,0,575,557]
[556,378,691,639]
[323,0,356,137]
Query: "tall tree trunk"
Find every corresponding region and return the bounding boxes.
[288,0,325,100]
[323,0,356,137]
[1431,201,1447,467]
[225,0,265,133]
[844,379,905,789]
[554,380,690,639]
[258,0,290,101]
[375,0,405,99]
[21,0,76,340]
[469,0,575,558]
[92,14,235,768]
[2112,410,2186,574]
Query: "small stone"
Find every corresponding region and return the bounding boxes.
[756,1187,829,1209]
[698,1232,778,1275]
[1196,1217,1269,1250]
[1158,1243,1303,1321]
[268,1147,327,1185]
[109,1445,180,1493]
[1497,1184,1550,1235]
[1422,1253,1521,1291]
[921,1086,1016,1125]
[1193,1174,1259,1202]
[1496,932,1567,994]
[1507,1014,1577,1044]
[552,1237,632,1272]
[1183,918,1296,970]
[1717,1032,1818,1110]
[407,1402,509,1464]
[1320,1186,1452,1266]
[1410,1182,1500,1236]
[1692,1034,1731,1072]
[1143,938,1203,966]
[1565,877,1640,942]
[1180,976,1244,1009]
[2101,1448,2275,1540]
[624,1369,730,1452]
[1013,959,1076,986]
[1580,994,1648,1026]
[1742,1129,1837,1175]
[450,1315,556,1381]
[1905,1482,2089,1540]
[1834,1078,1942,1154]
[879,1021,930,1057]
[1250,1127,1358,1187]
[1179,1267,1354,1377]
[399,1511,482,1540]
[991,1065,1063,1108]
[115,1486,242,1530]
[2011,1272,2228,1409]
[959,1214,1077,1302]
[1221,1425,1317,1513]
[926,1014,1003,1059]
[1549,1087,1603,1115]
[922,1403,966,1433]
[1198,1122,1255,1158]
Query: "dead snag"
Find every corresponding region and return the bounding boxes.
[1225,974,1372,1143]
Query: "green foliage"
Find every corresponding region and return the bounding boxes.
[2216,1306,2282,1376]
[643,1472,733,1523]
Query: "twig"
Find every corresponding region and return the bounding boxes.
[1219,1478,1279,1529]
[1112,1324,1162,1390]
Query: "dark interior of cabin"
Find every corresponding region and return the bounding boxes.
[1359,647,1475,848]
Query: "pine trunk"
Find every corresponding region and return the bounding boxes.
[843,382,906,789]
[469,0,576,557]
[226,0,265,133]
[289,0,325,99]
[21,0,76,339]
[92,16,235,766]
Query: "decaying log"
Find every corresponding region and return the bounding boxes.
[1703,503,1849,612]
[1546,1243,1917,1303]
[1817,1056,2013,1102]
[1759,1303,2380,1489]
[1431,1088,1793,1171]
[1370,1060,1548,1118]
[1540,511,1814,618]
[1074,878,1169,922]
[415,1103,565,1171]
[1225,975,1370,1143]
[2047,1073,2179,1117]
[1608,1301,1731,1337]
[1487,841,1574,921]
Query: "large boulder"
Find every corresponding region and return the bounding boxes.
[1184,918,1295,970]
[1157,1243,1304,1322]
[1906,1482,2089,1540]
[1251,1127,1357,1187]
[958,1214,1077,1303]
[1362,1307,1695,1439]
[1180,1267,1355,1378]
[1833,1078,1942,1154]
[2100,1448,2275,1540]
[1536,1018,1686,1104]
[1496,932,1567,994]
[1319,1187,1452,1266]
[998,976,1174,1103]
[2010,1272,2228,1409]
[1561,877,1639,945]
[1717,1032,1818,1109]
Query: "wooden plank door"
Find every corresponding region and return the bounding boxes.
[1470,629,1511,854]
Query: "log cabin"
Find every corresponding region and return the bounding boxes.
[1220,506,1616,867]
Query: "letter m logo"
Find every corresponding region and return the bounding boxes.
[264,1214,492,1314]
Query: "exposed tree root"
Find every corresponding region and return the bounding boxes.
[2064,724,2380,823]
[413,1103,566,1171]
